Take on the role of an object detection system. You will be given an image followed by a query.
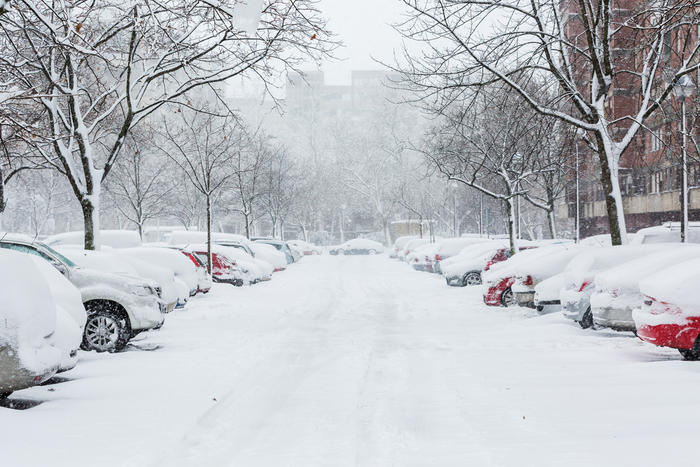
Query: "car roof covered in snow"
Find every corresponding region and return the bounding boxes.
[44,230,142,249]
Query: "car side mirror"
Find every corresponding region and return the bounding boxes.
[51,260,69,276]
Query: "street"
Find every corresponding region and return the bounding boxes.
[2,255,698,467]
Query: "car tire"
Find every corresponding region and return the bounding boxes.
[679,348,700,360]
[462,272,482,286]
[368,249,377,255]
[579,307,594,329]
[82,308,130,353]
[501,288,516,307]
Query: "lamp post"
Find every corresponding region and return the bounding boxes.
[674,75,695,243]
[450,182,458,236]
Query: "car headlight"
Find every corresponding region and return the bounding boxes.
[130,284,154,297]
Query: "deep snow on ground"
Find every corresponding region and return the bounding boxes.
[2,255,699,466]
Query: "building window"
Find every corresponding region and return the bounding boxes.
[650,127,664,152]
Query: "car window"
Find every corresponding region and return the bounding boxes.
[37,242,76,267]
[0,242,53,261]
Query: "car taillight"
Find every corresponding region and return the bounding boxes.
[435,254,442,261]
[578,281,591,292]
[484,260,494,271]
[643,299,652,306]
[522,275,533,286]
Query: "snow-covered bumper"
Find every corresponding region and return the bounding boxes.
[591,291,638,331]
[445,274,464,287]
[128,295,165,331]
[513,283,536,309]
[561,288,590,322]
[483,277,513,306]
[634,297,700,350]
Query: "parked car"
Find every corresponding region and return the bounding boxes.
[44,230,142,249]
[560,244,669,328]
[441,242,509,286]
[631,222,700,244]
[391,236,417,259]
[185,247,245,286]
[58,248,181,314]
[482,245,569,307]
[398,238,430,261]
[329,238,385,255]
[254,239,296,265]
[511,246,586,308]
[0,250,62,398]
[178,249,213,294]
[249,242,287,271]
[635,257,700,359]
[0,235,164,352]
[591,245,700,331]
[432,237,493,273]
[121,247,200,297]
[287,239,322,256]
[533,272,568,314]
[185,243,271,284]
[406,242,440,272]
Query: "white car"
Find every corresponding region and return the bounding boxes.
[533,272,568,315]
[441,242,509,286]
[560,244,671,328]
[29,256,86,372]
[0,250,62,397]
[330,238,385,255]
[631,222,700,244]
[398,238,430,261]
[406,242,440,272]
[0,236,164,352]
[249,242,287,272]
[120,247,200,298]
[59,248,180,313]
[287,239,322,256]
[390,236,417,258]
[432,237,494,273]
[186,243,272,284]
[591,245,700,331]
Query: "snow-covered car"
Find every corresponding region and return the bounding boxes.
[482,245,569,307]
[511,246,587,308]
[631,222,700,244]
[406,242,440,272]
[120,247,200,298]
[0,236,164,352]
[179,250,213,294]
[432,237,493,273]
[287,239,322,256]
[185,247,245,286]
[441,242,509,287]
[29,256,86,372]
[329,238,384,255]
[634,257,700,359]
[58,248,180,314]
[255,238,301,264]
[44,230,142,249]
[534,272,567,314]
[591,245,700,331]
[391,236,417,259]
[248,242,286,272]
[185,243,271,284]
[0,250,62,398]
[398,238,430,261]
[560,244,670,328]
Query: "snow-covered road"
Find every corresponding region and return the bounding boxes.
[2,255,699,466]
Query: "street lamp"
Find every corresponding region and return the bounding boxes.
[673,75,695,243]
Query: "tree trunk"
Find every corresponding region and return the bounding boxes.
[0,167,5,214]
[244,214,251,239]
[547,210,557,240]
[595,134,627,245]
[505,198,519,254]
[206,195,212,276]
[81,197,99,250]
[383,220,392,247]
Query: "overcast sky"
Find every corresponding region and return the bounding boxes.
[315,0,406,84]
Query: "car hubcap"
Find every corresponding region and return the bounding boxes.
[85,316,119,351]
[465,273,481,286]
[503,289,515,307]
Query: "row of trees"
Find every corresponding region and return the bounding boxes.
[393,0,700,248]
[0,0,336,250]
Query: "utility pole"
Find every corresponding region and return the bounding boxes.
[575,143,580,244]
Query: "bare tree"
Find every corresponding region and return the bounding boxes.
[394,0,700,244]
[104,125,173,239]
[0,0,336,249]
[262,146,297,238]
[158,110,242,275]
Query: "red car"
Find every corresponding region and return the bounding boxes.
[180,250,212,294]
[191,250,244,287]
[634,258,700,360]
[481,247,538,307]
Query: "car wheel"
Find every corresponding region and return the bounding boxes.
[368,249,377,255]
[338,249,345,255]
[82,309,130,353]
[0,392,12,400]
[463,272,482,286]
[501,288,516,307]
[579,307,594,329]
[679,348,700,360]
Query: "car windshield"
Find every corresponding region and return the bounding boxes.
[37,242,76,268]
